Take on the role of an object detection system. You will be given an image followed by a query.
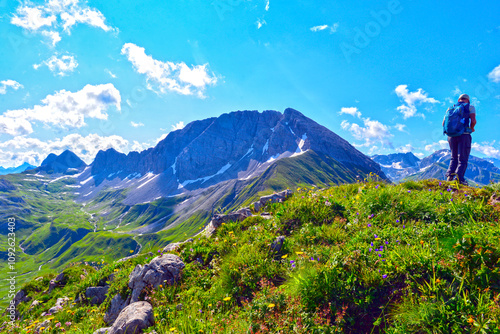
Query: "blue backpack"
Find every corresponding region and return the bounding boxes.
[443,102,470,137]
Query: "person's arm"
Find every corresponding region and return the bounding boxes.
[470,113,476,132]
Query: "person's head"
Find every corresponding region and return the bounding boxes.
[458,94,470,103]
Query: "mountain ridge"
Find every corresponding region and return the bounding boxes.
[373,149,500,185]
[0,162,36,175]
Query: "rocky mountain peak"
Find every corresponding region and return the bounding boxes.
[39,150,86,174]
[85,108,386,200]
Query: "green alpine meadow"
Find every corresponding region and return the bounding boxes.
[2,1,500,333]
[2,178,500,333]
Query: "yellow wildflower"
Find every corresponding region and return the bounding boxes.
[223,297,231,301]
[268,303,275,308]
[281,254,288,259]
[295,251,304,255]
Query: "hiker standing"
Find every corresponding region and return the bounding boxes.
[443,94,477,185]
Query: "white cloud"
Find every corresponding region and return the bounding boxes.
[105,69,117,78]
[155,133,168,144]
[395,144,414,153]
[424,140,448,152]
[341,117,392,147]
[414,152,425,159]
[41,30,61,46]
[394,124,407,132]
[0,116,33,136]
[339,107,361,118]
[130,140,149,152]
[310,23,338,33]
[0,80,23,95]
[311,25,328,32]
[0,84,121,136]
[11,5,56,30]
[121,43,217,98]
[10,0,114,45]
[488,64,500,83]
[0,133,130,167]
[34,54,78,76]
[472,142,500,158]
[171,121,185,131]
[265,0,269,11]
[59,6,111,32]
[395,85,439,119]
[130,121,144,128]
[256,18,266,29]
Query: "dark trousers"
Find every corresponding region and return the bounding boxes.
[446,134,471,182]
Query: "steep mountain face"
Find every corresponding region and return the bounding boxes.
[39,150,87,174]
[371,152,421,182]
[412,149,500,185]
[82,108,386,205]
[486,158,500,169]
[0,162,36,175]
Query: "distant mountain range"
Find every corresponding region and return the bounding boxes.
[0,162,36,175]
[372,150,500,185]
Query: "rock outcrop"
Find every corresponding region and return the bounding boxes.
[252,189,292,212]
[86,286,109,305]
[48,272,66,293]
[270,236,286,254]
[104,294,131,326]
[128,254,185,303]
[48,297,69,314]
[106,301,154,334]
[203,208,252,236]
[162,239,193,253]
[6,289,31,318]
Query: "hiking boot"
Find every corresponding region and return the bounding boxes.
[446,176,454,182]
[459,180,469,186]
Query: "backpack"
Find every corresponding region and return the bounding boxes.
[443,102,470,137]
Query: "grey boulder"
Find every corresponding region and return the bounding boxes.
[253,189,292,212]
[48,297,69,314]
[106,301,154,334]
[203,207,252,236]
[128,254,185,303]
[104,293,131,326]
[86,286,109,305]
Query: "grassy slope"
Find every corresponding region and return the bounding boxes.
[0,152,389,311]
[0,174,138,309]
[4,179,500,333]
[223,150,361,212]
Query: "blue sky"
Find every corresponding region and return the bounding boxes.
[0,0,499,167]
